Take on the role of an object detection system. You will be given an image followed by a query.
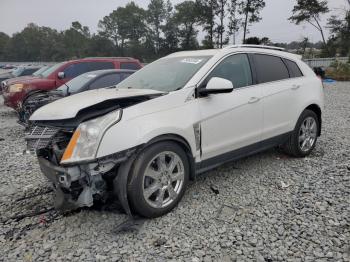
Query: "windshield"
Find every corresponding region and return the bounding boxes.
[117,56,212,92]
[40,62,65,78]
[33,66,49,76]
[57,72,97,93]
[11,67,24,77]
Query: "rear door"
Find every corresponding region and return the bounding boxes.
[198,53,263,161]
[251,53,300,140]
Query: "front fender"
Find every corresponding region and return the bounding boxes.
[96,101,199,159]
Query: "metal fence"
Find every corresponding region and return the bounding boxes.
[303,57,348,68]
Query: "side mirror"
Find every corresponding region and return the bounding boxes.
[199,77,234,96]
[57,72,65,79]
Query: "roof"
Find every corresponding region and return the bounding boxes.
[167,45,301,61]
[66,57,140,63]
[166,49,221,58]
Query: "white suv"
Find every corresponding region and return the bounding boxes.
[26,45,324,217]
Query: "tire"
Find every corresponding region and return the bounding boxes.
[20,93,38,125]
[283,109,319,157]
[128,141,190,218]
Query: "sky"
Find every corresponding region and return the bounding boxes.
[0,0,348,44]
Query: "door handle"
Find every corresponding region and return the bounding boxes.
[248,97,260,104]
[291,84,301,90]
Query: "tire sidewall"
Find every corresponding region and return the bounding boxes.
[128,142,190,218]
[293,110,319,156]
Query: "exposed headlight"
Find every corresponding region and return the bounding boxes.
[9,84,24,92]
[60,109,122,164]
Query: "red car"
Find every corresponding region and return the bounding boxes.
[2,57,142,111]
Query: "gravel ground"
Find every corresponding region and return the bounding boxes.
[0,82,349,262]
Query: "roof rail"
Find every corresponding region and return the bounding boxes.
[83,57,135,60]
[224,44,285,51]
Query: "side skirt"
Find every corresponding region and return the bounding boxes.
[195,132,292,174]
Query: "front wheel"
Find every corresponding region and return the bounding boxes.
[128,142,189,218]
[283,109,319,157]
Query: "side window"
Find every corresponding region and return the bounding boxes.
[63,63,88,78]
[23,69,37,76]
[207,54,253,89]
[120,62,141,70]
[63,62,115,78]
[86,62,115,71]
[253,54,289,83]
[89,74,121,90]
[284,59,303,78]
[121,72,133,81]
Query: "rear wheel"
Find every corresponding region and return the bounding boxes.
[283,109,319,157]
[128,142,189,218]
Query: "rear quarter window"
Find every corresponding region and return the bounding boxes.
[253,54,289,84]
[284,59,303,78]
[89,73,121,90]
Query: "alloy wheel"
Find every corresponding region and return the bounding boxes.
[298,116,317,152]
[142,151,185,209]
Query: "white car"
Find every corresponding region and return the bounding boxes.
[26,45,324,217]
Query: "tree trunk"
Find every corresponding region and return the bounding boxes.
[315,18,329,55]
[243,0,250,43]
[209,1,215,48]
[220,1,224,48]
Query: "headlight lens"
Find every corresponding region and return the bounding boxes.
[61,109,122,164]
[9,84,24,92]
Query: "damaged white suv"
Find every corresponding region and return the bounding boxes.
[26,45,324,218]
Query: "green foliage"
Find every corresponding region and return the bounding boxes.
[174,1,200,50]
[0,0,342,63]
[244,36,271,45]
[327,11,350,57]
[239,0,266,42]
[327,60,350,81]
[289,0,329,54]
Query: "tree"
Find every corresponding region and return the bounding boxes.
[174,1,200,50]
[63,22,91,59]
[98,2,146,56]
[215,0,229,48]
[289,0,329,54]
[239,0,265,43]
[161,0,179,54]
[147,0,167,54]
[327,8,350,57]
[244,36,271,45]
[196,0,218,48]
[0,32,10,60]
[301,37,309,55]
[227,0,240,44]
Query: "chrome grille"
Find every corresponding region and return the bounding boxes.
[25,126,60,152]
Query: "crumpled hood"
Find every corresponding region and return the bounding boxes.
[30,88,164,121]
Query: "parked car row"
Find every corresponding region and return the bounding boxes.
[15,46,324,218]
[1,57,142,124]
[0,66,43,93]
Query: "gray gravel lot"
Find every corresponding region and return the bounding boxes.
[0,82,349,261]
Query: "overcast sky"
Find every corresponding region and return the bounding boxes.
[0,0,347,43]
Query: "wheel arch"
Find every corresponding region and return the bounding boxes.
[304,104,322,136]
[143,134,196,180]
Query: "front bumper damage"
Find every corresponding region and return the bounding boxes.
[38,157,103,211]
[26,125,139,216]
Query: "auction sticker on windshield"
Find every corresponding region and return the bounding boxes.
[181,58,203,64]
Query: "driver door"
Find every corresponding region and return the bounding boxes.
[198,53,263,162]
